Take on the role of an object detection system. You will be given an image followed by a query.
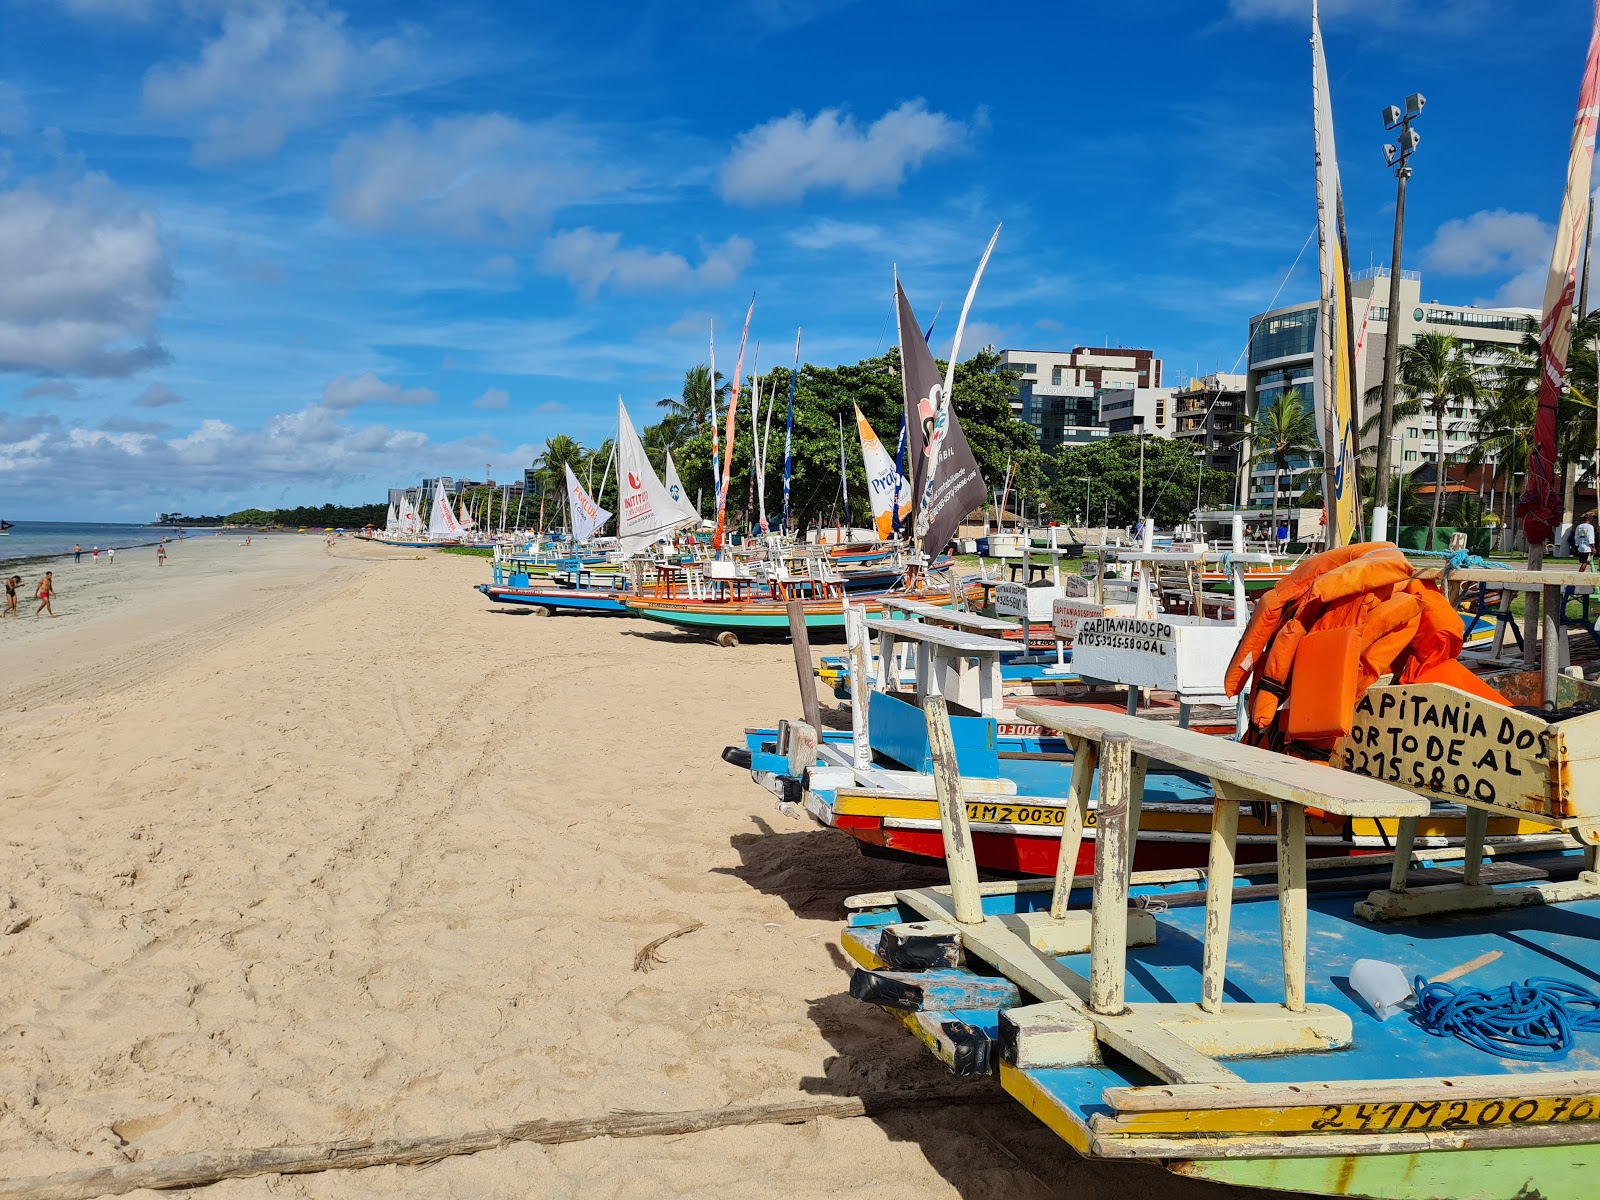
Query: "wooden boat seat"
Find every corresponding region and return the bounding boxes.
[894,699,1429,1088]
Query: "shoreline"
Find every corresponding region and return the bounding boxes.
[0,539,1210,1198]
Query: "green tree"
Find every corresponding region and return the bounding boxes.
[1234,388,1321,535]
[1392,332,1479,550]
[657,365,729,444]
[1047,435,1233,528]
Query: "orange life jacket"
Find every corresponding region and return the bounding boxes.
[1229,543,1508,759]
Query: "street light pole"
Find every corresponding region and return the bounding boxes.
[1374,93,1425,536]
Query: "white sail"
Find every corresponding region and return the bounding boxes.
[457,496,476,530]
[854,404,909,541]
[385,501,400,534]
[565,463,612,543]
[428,479,464,540]
[664,449,699,522]
[618,398,693,555]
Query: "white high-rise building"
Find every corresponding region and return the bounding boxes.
[1242,268,1534,508]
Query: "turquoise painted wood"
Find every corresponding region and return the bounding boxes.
[867,690,999,776]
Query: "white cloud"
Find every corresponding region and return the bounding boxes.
[540,229,753,299]
[331,114,626,238]
[0,403,436,503]
[787,219,882,251]
[133,383,184,407]
[320,371,436,410]
[0,176,173,377]
[1421,208,1553,308]
[472,386,509,410]
[142,0,412,164]
[721,101,968,205]
[1227,0,1481,21]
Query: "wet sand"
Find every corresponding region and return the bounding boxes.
[0,537,1263,1198]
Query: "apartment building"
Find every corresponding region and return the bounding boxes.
[1171,373,1246,475]
[999,346,1164,453]
[1242,269,1533,507]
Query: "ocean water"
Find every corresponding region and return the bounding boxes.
[0,521,186,566]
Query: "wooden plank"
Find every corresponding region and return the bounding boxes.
[1048,735,1095,920]
[1412,564,1598,589]
[1014,703,1429,818]
[841,835,1575,909]
[1463,805,1490,886]
[1200,798,1239,1014]
[0,1090,1015,1200]
[863,617,1016,654]
[1277,803,1307,1012]
[924,695,984,925]
[1090,733,1132,1015]
[848,966,1021,1013]
[877,596,1019,634]
[843,603,872,769]
[786,600,823,732]
[1336,683,1576,826]
[1092,1119,1600,1161]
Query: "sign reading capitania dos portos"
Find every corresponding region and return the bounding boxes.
[1074,617,1175,655]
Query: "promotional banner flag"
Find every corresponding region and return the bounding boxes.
[1520,0,1600,545]
[564,463,612,543]
[1310,0,1363,546]
[854,404,911,540]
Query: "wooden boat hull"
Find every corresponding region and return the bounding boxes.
[841,852,1600,1200]
[476,584,628,614]
[626,583,986,633]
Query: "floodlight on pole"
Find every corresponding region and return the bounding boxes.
[1372,91,1425,530]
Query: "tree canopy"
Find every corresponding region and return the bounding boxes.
[1047,435,1233,527]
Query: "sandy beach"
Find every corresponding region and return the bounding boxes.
[0,537,1258,1199]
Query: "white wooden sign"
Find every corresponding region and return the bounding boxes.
[1333,683,1600,839]
[1071,615,1240,699]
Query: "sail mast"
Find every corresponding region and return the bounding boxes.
[782,327,800,535]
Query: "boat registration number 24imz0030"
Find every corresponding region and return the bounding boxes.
[962,800,1094,828]
[1122,1092,1600,1138]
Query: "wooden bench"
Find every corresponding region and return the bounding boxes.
[877,596,1020,637]
[894,699,1426,1086]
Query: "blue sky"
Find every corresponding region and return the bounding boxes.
[0,0,1591,518]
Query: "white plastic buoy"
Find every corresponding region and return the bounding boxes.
[1350,958,1413,1020]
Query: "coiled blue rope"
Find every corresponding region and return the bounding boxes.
[1412,975,1600,1061]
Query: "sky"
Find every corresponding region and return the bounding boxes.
[0,0,1593,519]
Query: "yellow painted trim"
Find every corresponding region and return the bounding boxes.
[839,930,887,970]
[1106,1093,1600,1137]
[999,1062,1094,1155]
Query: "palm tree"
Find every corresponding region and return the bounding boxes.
[533,434,587,511]
[1234,388,1321,536]
[657,365,728,441]
[1393,331,1479,549]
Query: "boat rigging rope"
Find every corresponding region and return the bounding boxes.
[1412,975,1600,1061]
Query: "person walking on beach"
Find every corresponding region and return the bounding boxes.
[4,576,19,619]
[73,543,81,563]
[34,572,55,618]
[91,546,99,564]
[157,544,167,567]
[107,545,115,565]
[1575,513,1595,573]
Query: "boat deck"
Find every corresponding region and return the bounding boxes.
[845,854,1600,1193]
